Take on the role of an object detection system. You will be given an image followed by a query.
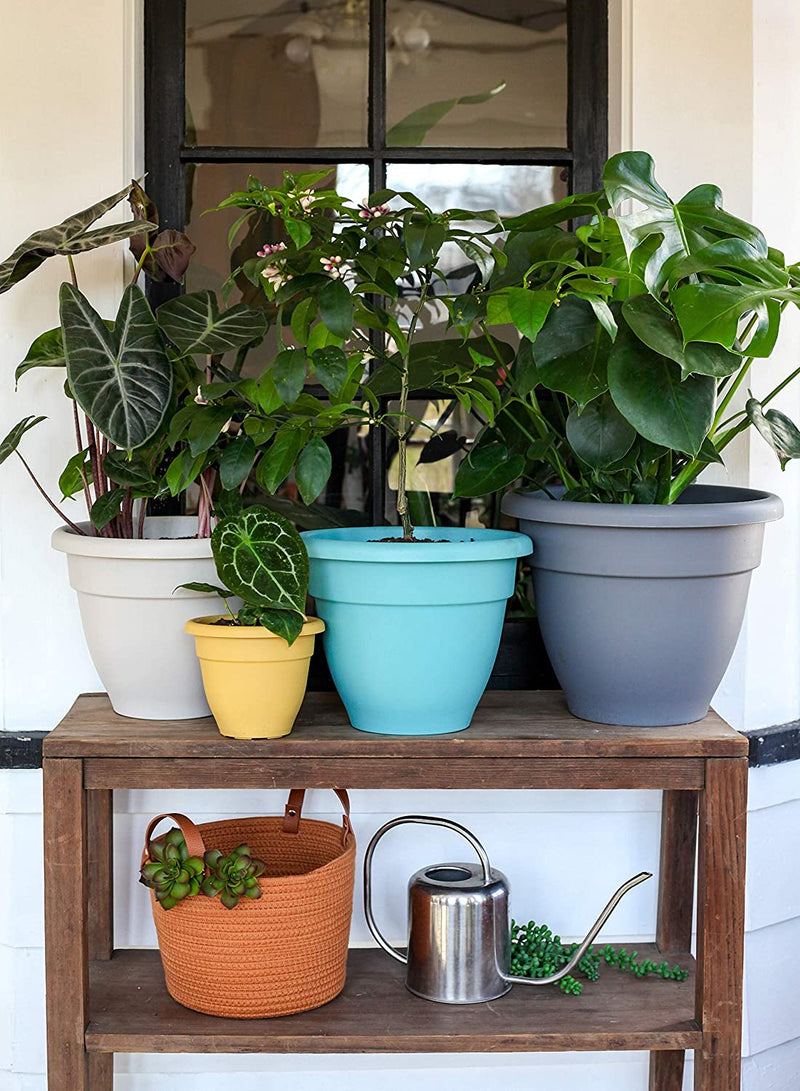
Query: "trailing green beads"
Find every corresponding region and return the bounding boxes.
[509,919,689,997]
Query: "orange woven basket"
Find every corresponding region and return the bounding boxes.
[143,789,356,1018]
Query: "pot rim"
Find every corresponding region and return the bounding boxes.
[52,516,212,559]
[301,526,530,563]
[186,615,325,638]
[501,484,784,529]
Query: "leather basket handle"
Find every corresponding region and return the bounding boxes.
[141,812,207,868]
[283,788,352,844]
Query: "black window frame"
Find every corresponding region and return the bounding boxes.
[144,0,608,524]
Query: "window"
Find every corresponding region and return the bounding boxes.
[145,0,608,525]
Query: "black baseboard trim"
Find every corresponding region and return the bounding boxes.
[744,721,800,768]
[0,722,796,772]
[1,732,47,769]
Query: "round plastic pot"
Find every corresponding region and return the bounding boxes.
[185,615,325,739]
[502,485,783,726]
[52,516,225,720]
[301,526,530,736]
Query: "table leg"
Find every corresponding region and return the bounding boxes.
[87,790,113,961]
[649,790,698,1091]
[694,758,748,1090]
[44,758,90,1090]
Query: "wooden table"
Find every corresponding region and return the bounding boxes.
[42,691,749,1090]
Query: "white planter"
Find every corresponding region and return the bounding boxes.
[52,516,226,720]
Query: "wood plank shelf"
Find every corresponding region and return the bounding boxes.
[87,948,700,1055]
[42,692,749,1090]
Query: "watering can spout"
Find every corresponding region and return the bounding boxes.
[501,871,653,987]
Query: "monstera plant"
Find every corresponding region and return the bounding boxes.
[0,181,268,538]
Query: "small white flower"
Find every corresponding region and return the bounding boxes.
[321,254,344,278]
[256,241,287,258]
[194,387,209,406]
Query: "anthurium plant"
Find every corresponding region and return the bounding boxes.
[0,182,268,536]
[181,505,310,644]
[463,151,800,504]
[180,169,516,538]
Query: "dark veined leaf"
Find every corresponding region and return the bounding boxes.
[157,290,267,355]
[386,82,505,146]
[295,436,333,503]
[90,488,126,531]
[0,416,47,467]
[219,435,256,491]
[211,505,309,612]
[607,323,715,457]
[622,294,741,378]
[604,151,768,294]
[102,450,155,488]
[257,428,306,494]
[61,283,172,450]
[0,182,155,294]
[272,347,307,405]
[453,442,525,498]
[533,295,613,410]
[565,395,637,470]
[746,397,800,467]
[149,229,196,282]
[238,603,306,646]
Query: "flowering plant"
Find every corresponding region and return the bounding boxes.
[183,170,517,537]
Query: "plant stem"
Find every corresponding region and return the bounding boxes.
[130,245,150,286]
[137,497,147,540]
[396,276,430,539]
[72,401,95,533]
[67,255,78,288]
[14,452,85,535]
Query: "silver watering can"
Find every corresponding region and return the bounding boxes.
[364,815,651,1005]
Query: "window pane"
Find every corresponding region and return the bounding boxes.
[386,1,567,148]
[386,161,567,216]
[185,161,370,295]
[186,1,369,147]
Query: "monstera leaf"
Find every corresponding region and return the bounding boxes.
[157,290,268,355]
[603,152,768,294]
[60,283,173,451]
[211,506,309,614]
[0,183,155,294]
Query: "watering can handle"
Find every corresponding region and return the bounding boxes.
[363,815,493,966]
[501,870,653,987]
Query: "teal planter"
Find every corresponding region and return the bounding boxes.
[302,527,530,735]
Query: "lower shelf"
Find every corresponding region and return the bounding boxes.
[86,947,700,1055]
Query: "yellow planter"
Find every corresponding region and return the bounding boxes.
[185,616,325,739]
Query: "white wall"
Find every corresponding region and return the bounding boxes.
[2,1,800,1089]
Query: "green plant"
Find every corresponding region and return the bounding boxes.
[0,182,268,537]
[180,169,518,538]
[463,151,800,504]
[509,918,688,996]
[139,828,267,911]
[181,504,310,644]
[202,845,267,910]
[139,828,205,910]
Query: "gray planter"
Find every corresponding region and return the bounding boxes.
[502,485,783,726]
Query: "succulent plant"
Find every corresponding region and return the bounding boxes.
[202,844,267,909]
[139,828,205,910]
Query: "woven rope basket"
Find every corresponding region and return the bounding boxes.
[143,789,356,1018]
